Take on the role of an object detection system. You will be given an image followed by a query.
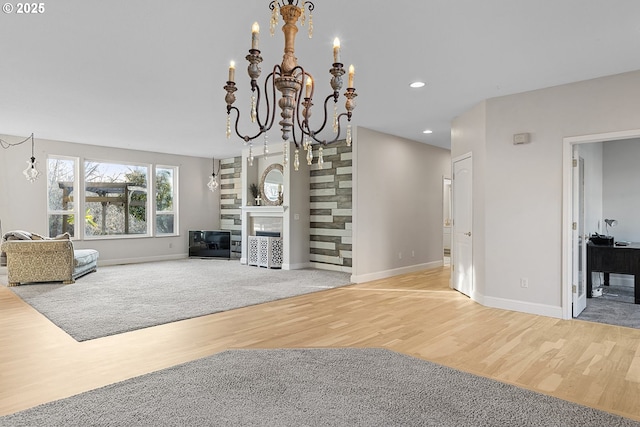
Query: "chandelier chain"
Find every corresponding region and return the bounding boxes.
[0,133,34,150]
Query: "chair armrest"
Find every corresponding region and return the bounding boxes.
[1,239,74,254]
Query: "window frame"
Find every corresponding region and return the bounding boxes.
[47,155,180,240]
[82,158,152,240]
[154,164,179,237]
[46,155,80,239]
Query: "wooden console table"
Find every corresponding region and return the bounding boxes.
[587,242,640,304]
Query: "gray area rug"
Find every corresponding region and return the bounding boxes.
[1,259,351,341]
[577,283,640,329]
[0,348,637,427]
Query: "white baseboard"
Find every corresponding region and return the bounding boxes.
[98,253,188,267]
[309,262,353,274]
[480,295,563,319]
[350,260,443,284]
[282,262,312,270]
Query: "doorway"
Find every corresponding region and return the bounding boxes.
[562,129,640,320]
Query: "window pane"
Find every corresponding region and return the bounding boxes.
[48,158,75,211]
[156,167,174,211]
[156,166,176,235]
[156,214,175,234]
[48,214,75,238]
[85,161,148,236]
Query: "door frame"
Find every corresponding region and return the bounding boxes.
[562,128,640,319]
[571,154,587,317]
[442,176,452,265]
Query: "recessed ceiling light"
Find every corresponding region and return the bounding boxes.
[410,81,425,88]
[423,129,433,134]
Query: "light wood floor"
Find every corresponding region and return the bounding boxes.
[2,266,640,421]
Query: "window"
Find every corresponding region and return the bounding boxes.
[155,166,177,235]
[84,160,150,237]
[47,156,178,239]
[47,156,79,237]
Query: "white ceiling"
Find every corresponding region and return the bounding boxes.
[2,1,640,159]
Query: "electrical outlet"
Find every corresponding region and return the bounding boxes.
[398,252,402,259]
[520,278,528,288]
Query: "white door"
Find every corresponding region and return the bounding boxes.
[572,153,587,317]
[452,155,473,297]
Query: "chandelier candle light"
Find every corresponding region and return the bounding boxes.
[224,0,357,171]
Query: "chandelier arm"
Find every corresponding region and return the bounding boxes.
[228,106,265,143]
[303,93,336,140]
[270,1,314,9]
[309,112,350,145]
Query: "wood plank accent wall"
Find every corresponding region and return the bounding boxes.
[219,156,242,254]
[220,143,352,270]
[309,141,353,271]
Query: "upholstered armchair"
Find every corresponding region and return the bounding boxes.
[1,237,99,286]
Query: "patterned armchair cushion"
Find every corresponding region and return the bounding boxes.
[3,230,34,241]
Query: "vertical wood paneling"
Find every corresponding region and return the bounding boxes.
[219,157,242,254]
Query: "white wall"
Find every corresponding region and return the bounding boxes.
[451,69,640,317]
[240,143,310,269]
[451,102,487,298]
[0,134,219,265]
[603,138,640,242]
[352,127,451,282]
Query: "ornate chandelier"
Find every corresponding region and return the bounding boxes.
[224,0,357,171]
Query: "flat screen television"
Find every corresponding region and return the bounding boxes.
[188,230,231,259]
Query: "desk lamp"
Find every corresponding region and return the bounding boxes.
[604,219,618,236]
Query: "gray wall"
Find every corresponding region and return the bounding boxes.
[0,134,219,265]
[603,138,640,242]
[352,127,451,282]
[451,69,640,317]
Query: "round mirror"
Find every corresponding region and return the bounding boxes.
[260,163,284,206]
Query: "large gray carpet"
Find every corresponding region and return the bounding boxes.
[577,283,640,329]
[0,348,638,427]
[1,259,351,341]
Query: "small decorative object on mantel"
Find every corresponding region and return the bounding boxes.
[249,183,260,205]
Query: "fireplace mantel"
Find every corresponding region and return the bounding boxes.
[242,206,287,215]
